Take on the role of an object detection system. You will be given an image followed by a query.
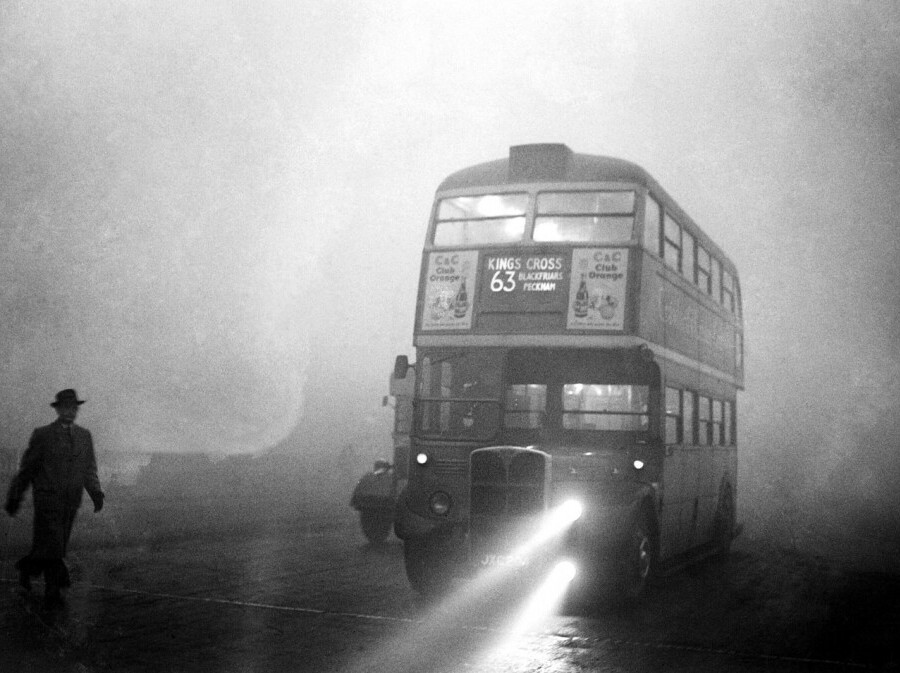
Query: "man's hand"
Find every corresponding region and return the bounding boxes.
[91,491,104,513]
[4,496,19,517]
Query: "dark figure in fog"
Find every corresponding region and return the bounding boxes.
[4,389,105,607]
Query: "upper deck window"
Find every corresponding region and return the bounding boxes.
[682,229,696,283]
[663,213,683,273]
[711,257,721,304]
[697,246,711,295]
[533,190,635,243]
[722,270,736,313]
[643,194,661,256]
[433,193,528,246]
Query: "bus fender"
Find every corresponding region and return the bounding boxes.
[393,488,456,540]
[350,462,396,512]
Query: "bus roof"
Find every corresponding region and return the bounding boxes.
[435,144,738,277]
[437,144,652,191]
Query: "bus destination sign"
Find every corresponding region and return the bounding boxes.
[479,254,568,313]
[566,248,628,330]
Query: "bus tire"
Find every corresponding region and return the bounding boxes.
[713,487,735,558]
[360,510,393,544]
[404,537,451,597]
[620,509,656,601]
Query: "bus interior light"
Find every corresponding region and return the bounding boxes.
[416,452,429,465]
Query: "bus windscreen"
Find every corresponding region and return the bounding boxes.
[416,350,502,440]
[433,193,528,246]
[533,190,635,243]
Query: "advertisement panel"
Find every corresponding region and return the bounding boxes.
[566,248,629,330]
[421,251,478,330]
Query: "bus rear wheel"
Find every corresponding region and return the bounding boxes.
[360,510,393,544]
[713,488,735,558]
[620,512,656,601]
[404,537,451,597]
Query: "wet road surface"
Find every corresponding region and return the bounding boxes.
[1,509,896,672]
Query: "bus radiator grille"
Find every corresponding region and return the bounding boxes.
[470,448,548,517]
[433,458,467,477]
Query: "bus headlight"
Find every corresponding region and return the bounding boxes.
[553,559,577,582]
[559,499,583,523]
[429,491,452,516]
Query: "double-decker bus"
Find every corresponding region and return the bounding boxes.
[393,144,743,599]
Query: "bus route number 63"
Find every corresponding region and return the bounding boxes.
[490,270,516,292]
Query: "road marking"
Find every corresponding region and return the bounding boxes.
[84,582,422,624]
[0,578,871,669]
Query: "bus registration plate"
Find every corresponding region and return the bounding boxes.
[479,553,528,568]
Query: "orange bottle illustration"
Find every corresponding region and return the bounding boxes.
[453,278,469,318]
[573,274,589,318]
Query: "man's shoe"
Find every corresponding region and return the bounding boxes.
[17,569,31,592]
[44,588,64,610]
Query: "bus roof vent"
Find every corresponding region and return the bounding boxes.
[509,143,572,182]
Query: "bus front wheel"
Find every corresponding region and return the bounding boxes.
[713,488,735,558]
[360,510,393,544]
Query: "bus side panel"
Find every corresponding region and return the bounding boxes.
[637,251,666,347]
[659,356,738,558]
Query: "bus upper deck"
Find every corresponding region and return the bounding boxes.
[415,144,743,389]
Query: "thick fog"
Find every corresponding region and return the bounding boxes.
[2,2,898,563]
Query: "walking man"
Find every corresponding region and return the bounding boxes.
[4,389,105,607]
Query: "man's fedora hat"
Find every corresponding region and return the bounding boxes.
[51,389,86,407]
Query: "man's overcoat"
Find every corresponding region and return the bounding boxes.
[6,420,103,559]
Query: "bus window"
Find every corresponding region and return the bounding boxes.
[712,399,724,445]
[417,351,502,440]
[534,191,635,243]
[433,194,528,246]
[697,246,711,295]
[665,387,682,444]
[682,229,695,284]
[697,395,711,445]
[562,384,649,431]
[664,213,681,272]
[504,384,547,429]
[726,400,736,445]
[722,271,735,313]
[643,194,661,256]
[711,257,721,305]
[683,391,695,444]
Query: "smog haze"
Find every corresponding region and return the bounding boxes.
[1,1,898,566]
